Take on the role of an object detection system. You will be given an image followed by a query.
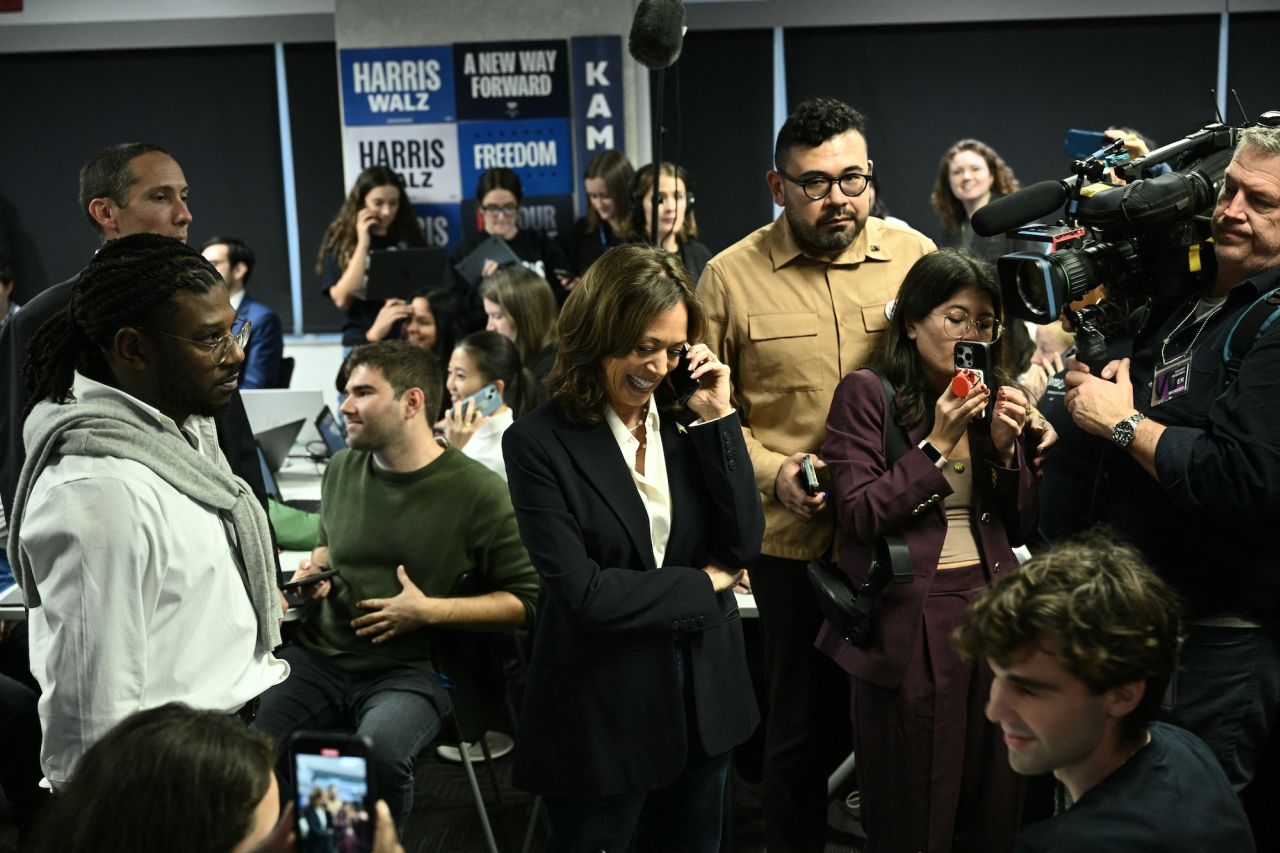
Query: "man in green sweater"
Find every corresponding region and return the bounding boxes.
[256,340,537,828]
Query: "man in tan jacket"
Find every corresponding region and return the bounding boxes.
[699,96,934,851]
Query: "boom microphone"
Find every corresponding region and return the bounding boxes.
[972,180,1071,237]
[628,0,686,70]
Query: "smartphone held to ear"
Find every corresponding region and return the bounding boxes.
[953,341,996,424]
[454,383,503,419]
[667,347,701,407]
[291,731,376,847]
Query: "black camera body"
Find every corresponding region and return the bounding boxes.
[993,120,1247,367]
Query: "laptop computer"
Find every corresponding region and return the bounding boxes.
[257,448,321,514]
[366,247,446,304]
[313,406,348,460]
[256,418,306,473]
[453,235,521,287]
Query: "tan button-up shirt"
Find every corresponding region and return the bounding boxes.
[698,213,935,560]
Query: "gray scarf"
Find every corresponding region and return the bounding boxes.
[7,393,282,651]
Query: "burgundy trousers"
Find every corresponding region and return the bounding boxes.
[852,563,1024,853]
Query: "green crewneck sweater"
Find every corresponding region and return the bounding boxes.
[300,445,537,673]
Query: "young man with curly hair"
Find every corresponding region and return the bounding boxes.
[955,533,1255,852]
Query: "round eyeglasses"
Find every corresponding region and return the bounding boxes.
[932,311,1002,342]
[142,318,252,365]
[776,169,872,201]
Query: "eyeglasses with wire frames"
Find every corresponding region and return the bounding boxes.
[479,204,518,217]
[776,169,873,201]
[142,317,252,365]
[932,310,1002,342]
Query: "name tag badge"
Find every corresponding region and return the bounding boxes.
[1152,355,1192,406]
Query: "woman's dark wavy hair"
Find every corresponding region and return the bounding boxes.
[931,138,1021,235]
[315,165,426,272]
[865,248,1011,430]
[23,233,220,419]
[548,243,704,425]
[31,703,276,853]
[456,330,538,419]
[583,149,635,237]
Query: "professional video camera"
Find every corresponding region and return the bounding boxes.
[971,120,1241,367]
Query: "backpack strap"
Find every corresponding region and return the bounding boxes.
[1223,286,1280,385]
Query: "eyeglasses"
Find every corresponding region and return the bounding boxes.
[480,205,518,217]
[776,169,873,201]
[143,318,252,365]
[933,311,1002,342]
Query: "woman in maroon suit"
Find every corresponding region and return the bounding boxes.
[819,249,1038,853]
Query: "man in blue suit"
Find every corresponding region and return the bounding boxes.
[201,235,284,389]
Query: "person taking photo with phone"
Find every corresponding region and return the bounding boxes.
[442,331,538,480]
[818,249,1039,853]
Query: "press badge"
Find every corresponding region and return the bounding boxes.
[1152,355,1192,406]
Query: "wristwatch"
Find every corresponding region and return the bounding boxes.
[917,439,948,469]
[1110,413,1147,449]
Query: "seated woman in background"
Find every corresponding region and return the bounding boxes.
[931,139,1021,262]
[478,265,558,383]
[567,150,635,280]
[502,244,763,852]
[317,166,427,349]
[818,249,1037,853]
[446,167,569,331]
[631,162,712,282]
[29,702,404,853]
[365,287,461,419]
[444,331,538,481]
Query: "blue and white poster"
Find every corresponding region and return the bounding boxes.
[339,46,457,126]
[570,35,625,212]
[457,118,574,199]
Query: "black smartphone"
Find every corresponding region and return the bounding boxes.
[953,341,996,425]
[667,346,700,407]
[799,454,820,496]
[291,731,375,850]
[279,569,338,592]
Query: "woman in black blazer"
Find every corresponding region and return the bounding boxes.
[502,244,764,852]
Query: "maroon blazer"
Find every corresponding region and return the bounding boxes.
[816,369,1038,689]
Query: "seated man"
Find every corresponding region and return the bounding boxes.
[256,340,537,828]
[955,532,1255,852]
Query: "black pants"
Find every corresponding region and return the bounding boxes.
[752,556,852,852]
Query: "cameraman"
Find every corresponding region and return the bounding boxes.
[1064,124,1280,842]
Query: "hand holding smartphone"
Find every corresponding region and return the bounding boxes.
[453,383,503,420]
[953,341,996,425]
[280,568,338,592]
[799,454,821,497]
[667,346,701,406]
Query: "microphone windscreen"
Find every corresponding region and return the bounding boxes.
[628,0,686,70]
[972,181,1069,237]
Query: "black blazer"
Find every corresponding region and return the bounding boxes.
[503,404,764,798]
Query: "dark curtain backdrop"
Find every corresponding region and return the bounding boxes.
[785,16,1221,245]
[0,13,1269,331]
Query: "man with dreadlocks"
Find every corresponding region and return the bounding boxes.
[6,233,289,788]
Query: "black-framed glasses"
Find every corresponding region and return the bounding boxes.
[777,169,873,201]
[932,311,1002,342]
[480,204,518,217]
[143,317,252,365]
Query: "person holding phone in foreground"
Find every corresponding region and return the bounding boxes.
[442,331,539,481]
[29,703,408,853]
[502,244,764,851]
[818,249,1038,852]
[255,341,538,830]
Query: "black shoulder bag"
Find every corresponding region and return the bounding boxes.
[807,369,914,647]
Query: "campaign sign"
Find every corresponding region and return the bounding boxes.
[570,36,625,214]
[413,203,463,250]
[458,118,573,199]
[340,46,457,126]
[453,40,570,121]
[457,193,576,244]
[343,123,462,205]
